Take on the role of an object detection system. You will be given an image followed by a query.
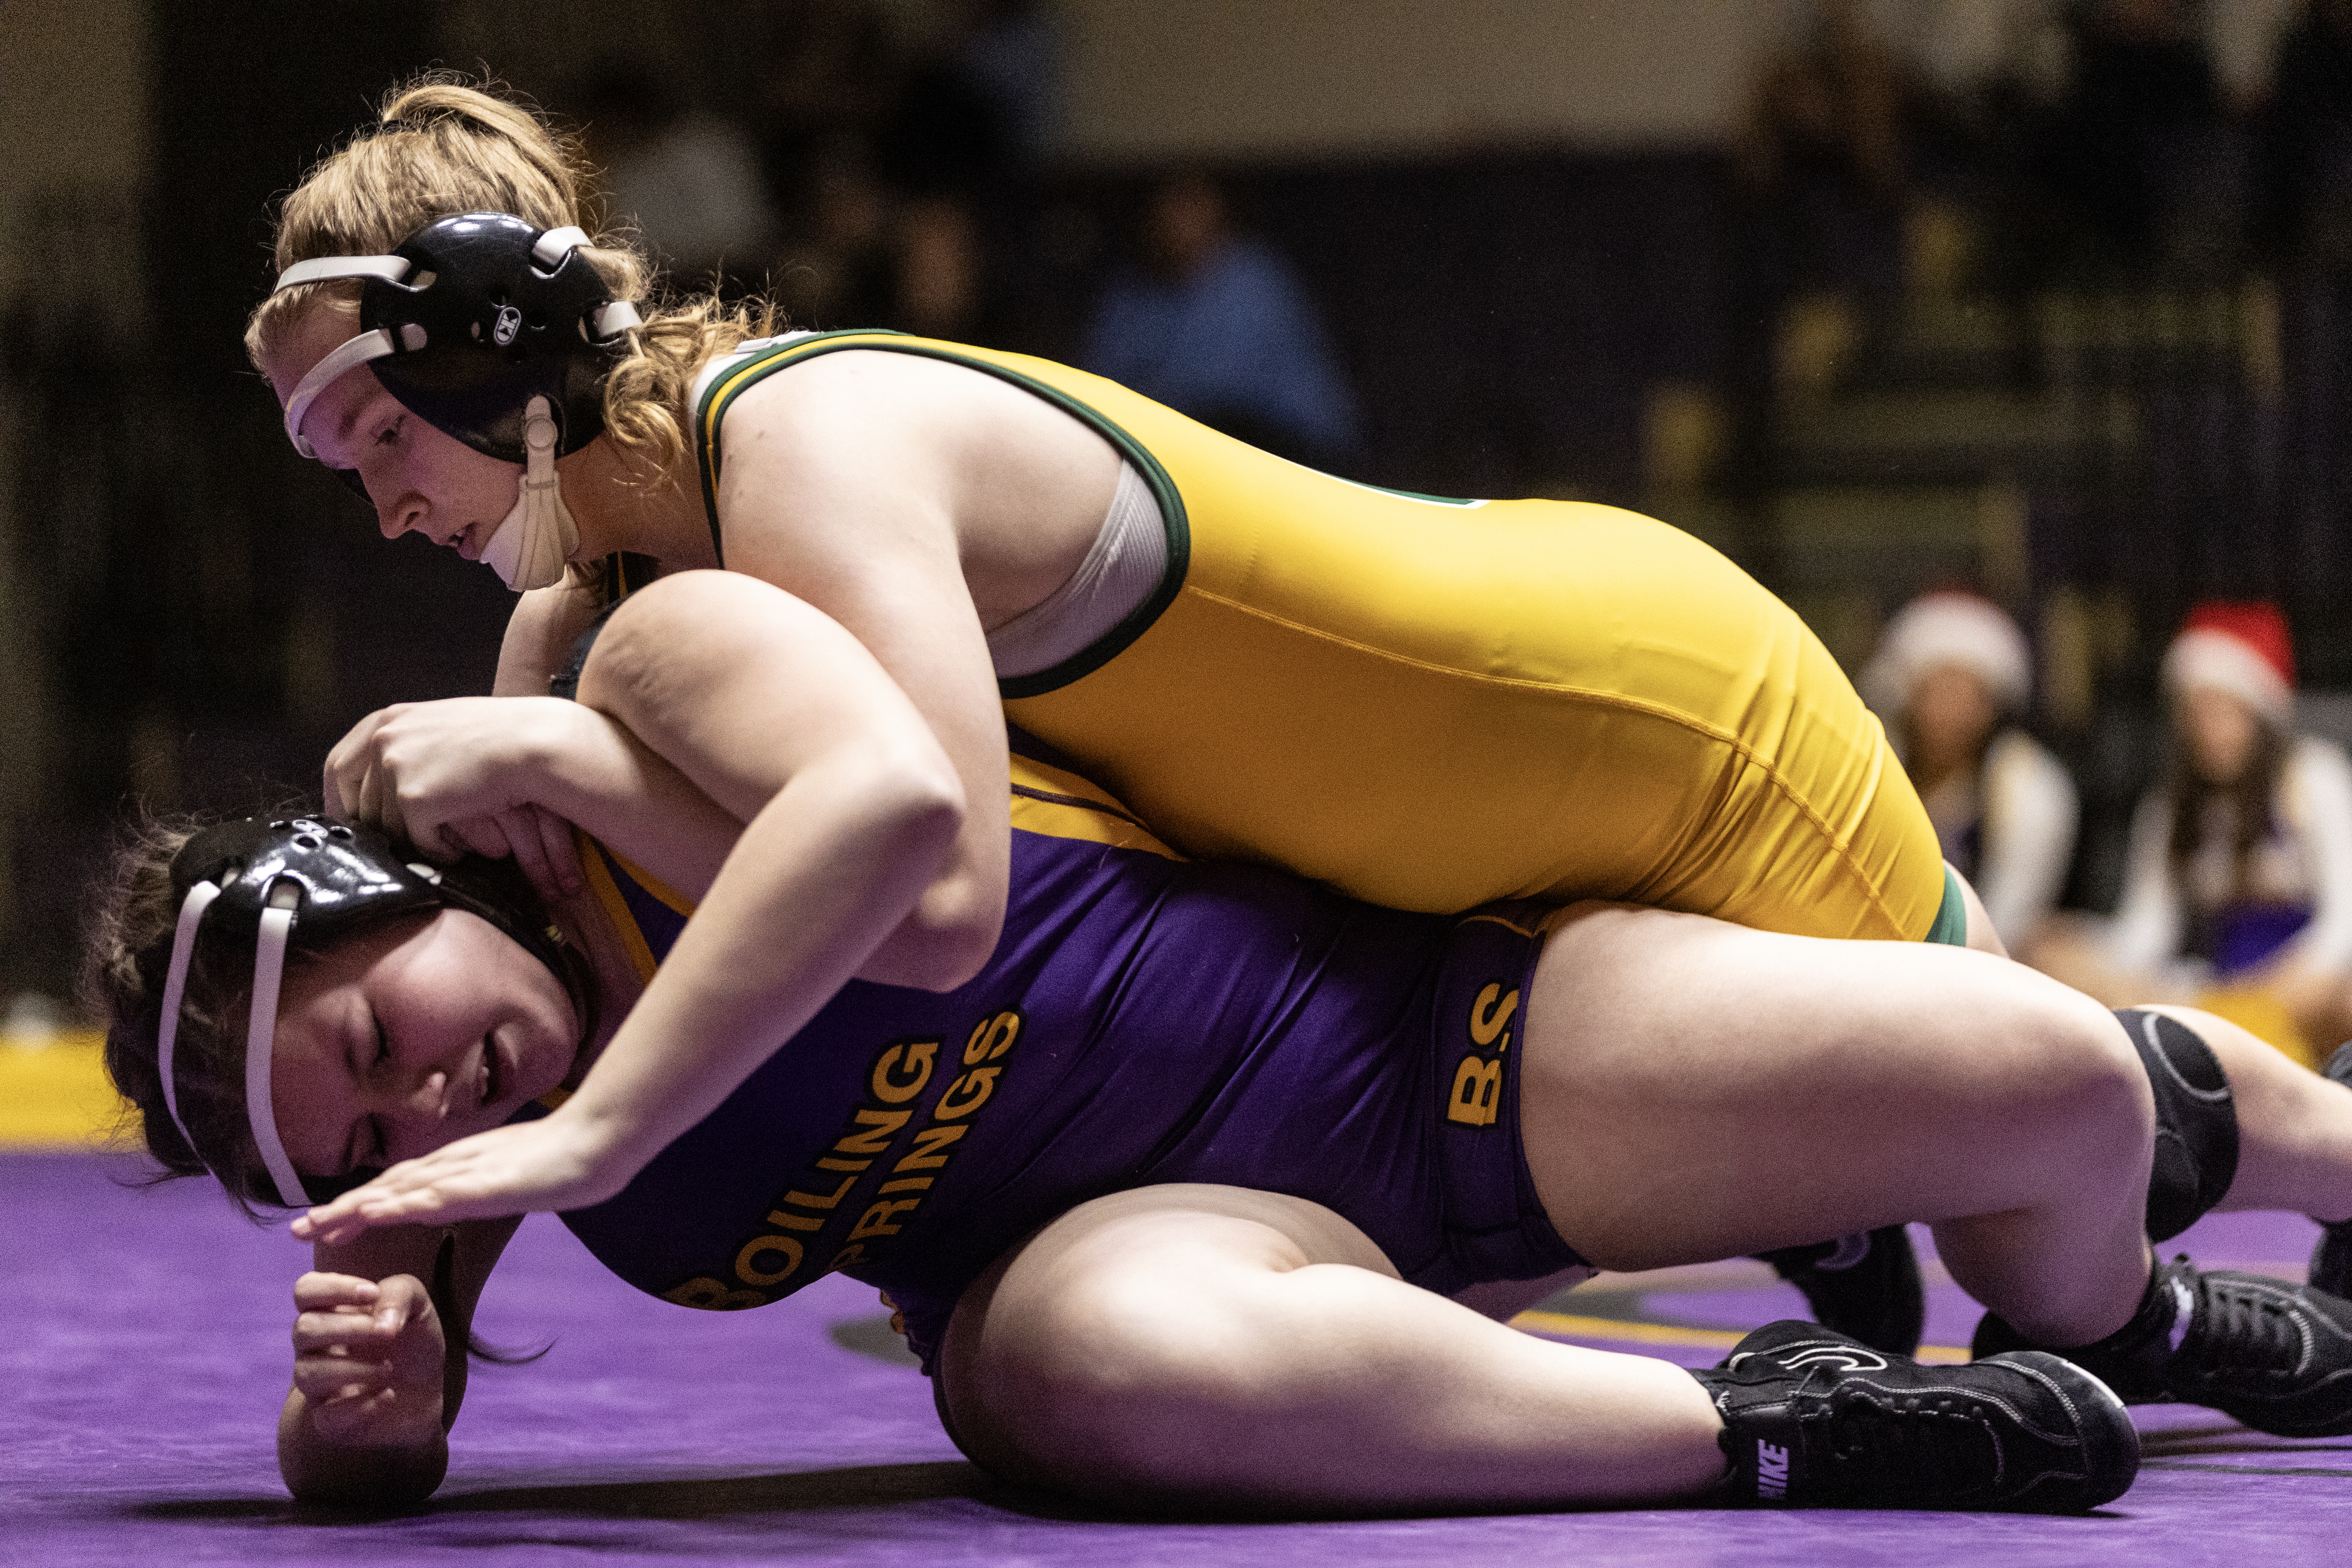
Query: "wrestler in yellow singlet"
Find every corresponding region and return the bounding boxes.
[696,331,1958,945]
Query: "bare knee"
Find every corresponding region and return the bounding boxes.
[1991,984,2151,1155]
[947,1262,1307,1502]
[937,1189,1391,1505]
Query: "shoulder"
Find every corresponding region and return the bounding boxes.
[1986,728,2076,800]
[718,344,978,430]
[593,569,817,653]
[709,346,1007,493]
[2283,733,2352,805]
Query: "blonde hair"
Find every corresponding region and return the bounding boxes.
[246,73,778,473]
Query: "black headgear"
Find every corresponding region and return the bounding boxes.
[274,213,642,468]
[156,815,593,1208]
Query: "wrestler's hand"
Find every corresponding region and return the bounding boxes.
[290,1271,445,1446]
[323,697,586,901]
[292,1114,630,1245]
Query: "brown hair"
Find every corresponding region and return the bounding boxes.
[2166,716,2288,904]
[245,73,779,477]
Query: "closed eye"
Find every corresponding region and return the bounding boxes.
[348,1012,392,1172]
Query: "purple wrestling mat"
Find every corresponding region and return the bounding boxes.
[7,1150,2350,1565]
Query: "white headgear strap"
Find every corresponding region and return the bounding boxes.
[155,877,314,1210]
[280,320,426,458]
[154,880,221,1156]
[475,396,580,592]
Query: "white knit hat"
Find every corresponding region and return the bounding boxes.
[1860,592,2032,718]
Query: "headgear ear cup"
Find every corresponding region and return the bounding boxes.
[276,214,640,464]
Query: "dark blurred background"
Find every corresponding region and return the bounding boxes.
[4,0,2350,1010]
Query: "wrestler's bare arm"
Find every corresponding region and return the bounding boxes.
[298,570,966,1240]
[278,1216,521,1505]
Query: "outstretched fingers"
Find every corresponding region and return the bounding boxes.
[295,1165,468,1246]
[292,1117,620,1246]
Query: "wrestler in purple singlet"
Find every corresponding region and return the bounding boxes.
[535,783,1584,1374]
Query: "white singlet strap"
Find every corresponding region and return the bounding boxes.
[245,883,311,1210]
[273,254,412,292]
[154,880,224,1160]
[281,323,427,457]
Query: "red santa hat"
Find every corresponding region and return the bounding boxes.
[2161,600,2296,724]
[1860,591,2032,718]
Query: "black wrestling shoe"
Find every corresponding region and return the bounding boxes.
[1757,1226,1926,1356]
[1975,1255,2352,1437]
[1690,1319,2138,1513]
[2309,1041,2352,1298]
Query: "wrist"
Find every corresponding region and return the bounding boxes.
[541,1098,655,1202]
[279,1392,448,1504]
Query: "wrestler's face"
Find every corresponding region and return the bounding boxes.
[269,907,579,1181]
[2179,685,2261,786]
[261,300,528,565]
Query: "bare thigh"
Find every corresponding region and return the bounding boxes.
[934,1184,1723,1512]
[1518,902,2149,1272]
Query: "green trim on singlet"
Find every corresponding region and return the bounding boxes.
[1925,865,1969,946]
[1327,476,1482,506]
[691,333,1192,701]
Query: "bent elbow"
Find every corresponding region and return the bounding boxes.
[912,889,1004,991]
[865,870,1004,991]
[860,771,1006,991]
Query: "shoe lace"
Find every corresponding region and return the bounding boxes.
[2181,1278,2303,1381]
[1817,1389,1997,1501]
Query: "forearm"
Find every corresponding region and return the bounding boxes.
[277,1387,448,1506]
[519,700,742,898]
[494,577,603,697]
[559,744,962,1174]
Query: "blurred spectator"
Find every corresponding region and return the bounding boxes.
[2054,603,2352,1062]
[1739,0,1918,303]
[893,195,986,340]
[773,135,897,329]
[950,0,1063,169]
[1862,592,2080,951]
[875,0,1066,198]
[752,0,904,217]
[2264,0,2352,264]
[2040,0,2241,273]
[580,66,777,285]
[878,41,1005,198]
[1744,2,1913,206]
[2210,0,2303,111]
[1081,169,1361,470]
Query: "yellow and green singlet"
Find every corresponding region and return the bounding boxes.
[695,331,1960,944]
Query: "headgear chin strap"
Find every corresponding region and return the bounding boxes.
[475,397,580,592]
[273,212,641,526]
[158,815,593,1210]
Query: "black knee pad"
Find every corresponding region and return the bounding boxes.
[2116,1008,2239,1241]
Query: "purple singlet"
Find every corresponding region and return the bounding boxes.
[551,765,1584,1372]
